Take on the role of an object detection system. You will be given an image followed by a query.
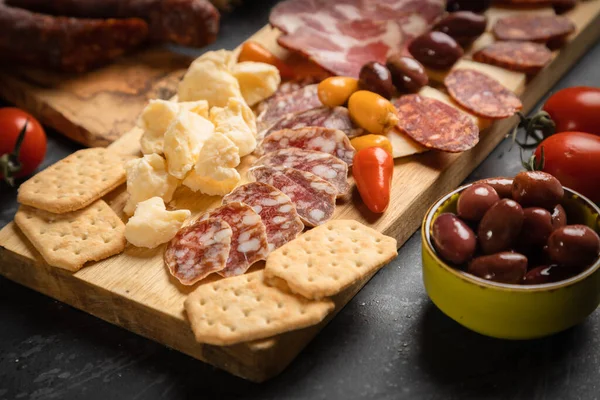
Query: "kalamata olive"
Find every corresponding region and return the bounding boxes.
[385,55,428,93]
[431,213,477,265]
[446,0,492,13]
[457,183,500,222]
[478,199,524,254]
[408,31,464,70]
[547,225,600,267]
[523,264,582,285]
[468,252,528,284]
[432,11,487,47]
[358,62,395,99]
[551,204,567,229]
[512,171,564,210]
[518,207,554,248]
[475,177,513,198]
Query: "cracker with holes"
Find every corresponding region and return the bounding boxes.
[18,148,132,214]
[265,220,397,300]
[184,270,334,346]
[14,200,126,272]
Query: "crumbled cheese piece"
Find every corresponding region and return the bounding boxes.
[232,61,281,107]
[209,97,257,156]
[125,197,190,248]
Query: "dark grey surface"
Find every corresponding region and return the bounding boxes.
[1,1,600,398]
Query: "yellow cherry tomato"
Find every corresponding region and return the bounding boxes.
[317,76,359,107]
[350,134,393,155]
[348,90,399,135]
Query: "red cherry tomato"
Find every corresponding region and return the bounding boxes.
[0,108,46,181]
[534,132,600,202]
[352,147,394,213]
[542,87,600,135]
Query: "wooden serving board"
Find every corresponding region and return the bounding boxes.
[1,2,600,382]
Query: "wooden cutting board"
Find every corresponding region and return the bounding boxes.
[1,2,600,383]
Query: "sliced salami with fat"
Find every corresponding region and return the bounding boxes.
[254,148,350,196]
[257,84,320,131]
[473,41,552,75]
[492,15,575,44]
[249,166,337,227]
[200,202,269,277]
[164,218,232,285]
[444,69,522,119]
[394,94,479,153]
[263,107,364,138]
[258,127,356,165]
[223,182,304,252]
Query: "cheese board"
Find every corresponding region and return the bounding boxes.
[1,1,600,383]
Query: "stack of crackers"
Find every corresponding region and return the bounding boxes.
[14,148,132,272]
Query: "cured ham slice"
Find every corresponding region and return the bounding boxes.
[270,0,445,77]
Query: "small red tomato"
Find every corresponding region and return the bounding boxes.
[352,147,394,213]
[0,108,46,182]
[543,87,600,135]
[534,132,600,202]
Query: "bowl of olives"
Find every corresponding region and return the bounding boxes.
[422,171,600,339]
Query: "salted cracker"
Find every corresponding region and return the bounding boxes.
[184,270,334,346]
[17,148,132,214]
[14,200,126,272]
[265,220,397,300]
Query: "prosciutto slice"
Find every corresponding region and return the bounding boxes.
[270,0,445,78]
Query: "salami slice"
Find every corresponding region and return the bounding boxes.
[263,106,364,138]
[257,84,320,130]
[200,202,269,277]
[223,182,304,252]
[473,41,552,75]
[249,166,337,227]
[444,69,523,119]
[492,15,575,44]
[258,127,356,165]
[164,218,232,285]
[394,94,479,153]
[254,148,350,196]
[256,78,319,116]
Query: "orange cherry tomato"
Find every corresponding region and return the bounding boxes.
[237,41,294,79]
[352,147,394,213]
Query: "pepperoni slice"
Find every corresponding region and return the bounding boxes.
[164,218,232,285]
[223,182,304,252]
[473,41,552,75]
[254,148,350,196]
[444,69,522,119]
[393,94,479,153]
[200,202,269,277]
[492,15,575,44]
[258,127,356,165]
[249,166,337,227]
[263,106,364,138]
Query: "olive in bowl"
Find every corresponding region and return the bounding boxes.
[421,177,600,339]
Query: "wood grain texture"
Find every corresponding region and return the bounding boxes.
[1,2,600,382]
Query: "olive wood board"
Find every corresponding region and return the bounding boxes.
[1,2,600,382]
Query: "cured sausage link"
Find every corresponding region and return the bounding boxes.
[0,1,148,72]
[5,0,220,47]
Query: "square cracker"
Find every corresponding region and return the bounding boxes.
[265,220,398,300]
[14,200,126,272]
[184,270,334,346]
[17,148,132,214]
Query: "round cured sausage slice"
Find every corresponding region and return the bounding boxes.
[263,106,364,138]
[164,218,232,285]
[249,166,337,227]
[257,84,320,130]
[473,41,552,75]
[393,94,479,153]
[258,127,356,165]
[444,69,523,119]
[492,15,575,44]
[223,182,304,252]
[200,202,269,277]
[254,148,350,196]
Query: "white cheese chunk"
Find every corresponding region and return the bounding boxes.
[124,154,179,216]
[232,61,281,107]
[163,110,215,179]
[125,197,190,249]
[182,133,241,196]
[209,98,257,157]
